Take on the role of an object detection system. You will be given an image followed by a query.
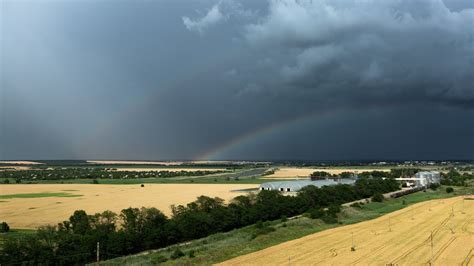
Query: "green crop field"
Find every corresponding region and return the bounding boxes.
[0,192,82,199]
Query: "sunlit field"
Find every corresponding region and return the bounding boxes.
[221,196,474,265]
[0,184,257,228]
[265,167,391,179]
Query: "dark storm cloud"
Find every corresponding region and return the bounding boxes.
[239,0,474,109]
[1,0,473,160]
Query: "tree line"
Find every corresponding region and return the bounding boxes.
[441,169,474,186]
[0,168,225,183]
[0,177,400,265]
[310,168,428,180]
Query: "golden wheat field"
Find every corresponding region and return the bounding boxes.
[0,184,257,229]
[265,167,391,179]
[221,196,474,266]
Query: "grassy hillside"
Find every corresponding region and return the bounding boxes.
[98,185,473,265]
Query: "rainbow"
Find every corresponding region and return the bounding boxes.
[198,109,336,160]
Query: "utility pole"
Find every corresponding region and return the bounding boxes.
[351,232,356,251]
[97,242,100,264]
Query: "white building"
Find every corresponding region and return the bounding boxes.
[395,171,441,187]
[259,179,356,193]
[416,171,441,185]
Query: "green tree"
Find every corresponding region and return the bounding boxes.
[310,171,330,180]
[69,210,91,235]
[371,193,384,202]
[0,222,9,233]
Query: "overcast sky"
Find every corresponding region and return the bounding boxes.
[1,0,473,161]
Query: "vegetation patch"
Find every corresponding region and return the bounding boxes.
[0,228,36,246]
[98,185,472,265]
[0,167,228,182]
[0,192,82,199]
[0,177,400,265]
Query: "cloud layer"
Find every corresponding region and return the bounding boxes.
[242,0,474,108]
[1,0,473,160]
[183,4,225,33]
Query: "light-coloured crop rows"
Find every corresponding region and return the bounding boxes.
[221,196,474,265]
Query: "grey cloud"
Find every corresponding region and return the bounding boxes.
[1,0,473,160]
[183,4,225,33]
[182,0,258,34]
[243,0,474,108]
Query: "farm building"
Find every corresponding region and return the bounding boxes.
[416,171,441,184]
[259,179,356,193]
[395,171,440,187]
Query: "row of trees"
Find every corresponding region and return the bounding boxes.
[310,168,441,180]
[0,177,400,265]
[0,168,225,182]
[441,169,473,186]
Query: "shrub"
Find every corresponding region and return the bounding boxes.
[255,220,264,229]
[350,202,358,208]
[429,183,440,191]
[170,248,185,260]
[350,202,362,208]
[0,222,10,233]
[188,250,195,258]
[92,179,99,184]
[280,216,288,222]
[327,205,341,216]
[446,187,454,193]
[321,215,338,224]
[308,208,325,219]
[371,193,384,202]
[251,226,275,239]
[3,179,10,184]
[150,253,168,264]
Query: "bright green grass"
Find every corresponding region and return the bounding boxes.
[0,229,36,246]
[98,185,473,266]
[0,192,82,199]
